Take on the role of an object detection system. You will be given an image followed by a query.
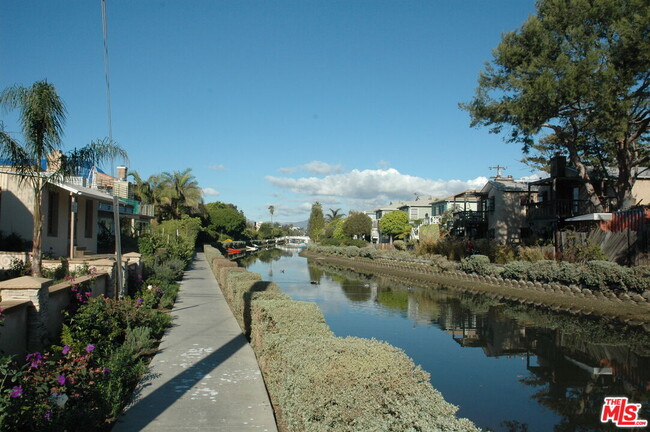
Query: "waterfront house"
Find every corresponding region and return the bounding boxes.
[397,195,436,222]
[526,155,650,238]
[481,175,533,244]
[0,158,154,260]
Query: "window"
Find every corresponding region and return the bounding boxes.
[410,208,418,219]
[84,200,93,238]
[47,191,59,236]
[488,197,495,212]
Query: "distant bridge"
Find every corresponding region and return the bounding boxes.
[281,236,310,246]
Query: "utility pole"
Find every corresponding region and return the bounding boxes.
[489,165,508,179]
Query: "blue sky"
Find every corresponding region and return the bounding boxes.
[1,1,539,223]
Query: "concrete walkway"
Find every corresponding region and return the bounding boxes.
[113,253,278,431]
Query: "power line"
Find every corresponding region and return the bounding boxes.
[101,0,113,142]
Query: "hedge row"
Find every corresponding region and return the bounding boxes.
[460,255,650,294]
[306,245,650,294]
[204,245,479,432]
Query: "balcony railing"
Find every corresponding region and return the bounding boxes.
[453,210,488,224]
[526,199,605,220]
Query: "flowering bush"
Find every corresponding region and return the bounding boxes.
[61,296,170,358]
[0,345,107,431]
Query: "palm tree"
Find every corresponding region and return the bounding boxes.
[268,205,275,225]
[159,168,202,220]
[129,170,154,204]
[0,80,127,276]
[326,208,343,223]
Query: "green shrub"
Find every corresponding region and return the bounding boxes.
[501,261,533,280]
[62,296,171,358]
[459,255,492,276]
[358,247,378,259]
[580,260,628,291]
[392,240,407,251]
[526,260,558,282]
[431,255,458,273]
[345,246,360,257]
[624,266,650,293]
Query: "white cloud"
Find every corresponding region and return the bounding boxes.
[278,160,343,175]
[517,171,545,182]
[208,164,227,172]
[202,187,220,196]
[266,168,488,203]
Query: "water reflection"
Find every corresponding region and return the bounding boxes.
[242,251,650,432]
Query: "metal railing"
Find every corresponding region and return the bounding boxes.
[526,199,604,220]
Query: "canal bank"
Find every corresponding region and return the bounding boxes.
[207,245,481,432]
[246,248,650,432]
[300,250,650,330]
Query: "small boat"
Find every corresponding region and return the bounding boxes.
[227,248,242,254]
[246,246,258,252]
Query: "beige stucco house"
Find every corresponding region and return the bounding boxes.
[0,170,114,258]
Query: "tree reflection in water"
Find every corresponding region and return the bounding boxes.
[309,259,650,432]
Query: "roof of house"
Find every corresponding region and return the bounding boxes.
[397,196,437,208]
[482,177,532,193]
[53,181,114,203]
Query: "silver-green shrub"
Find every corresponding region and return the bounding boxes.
[358,247,378,259]
[431,255,458,273]
[345,246,360,258]
[580,261,628,291]
[459,255,492,276]
[501,261,532,280]
[274,336,480,432]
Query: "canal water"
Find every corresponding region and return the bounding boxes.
[240,249,650,432]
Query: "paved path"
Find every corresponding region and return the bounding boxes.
[113,253,278,431]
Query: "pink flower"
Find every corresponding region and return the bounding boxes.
[62,345,70,355]
[57,375,66,385]
[85,344,95,353]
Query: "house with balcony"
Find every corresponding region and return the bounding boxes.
[525,155,650,238]
[448,190,486,238]
[397,196,436,223]
[442,177,534,244]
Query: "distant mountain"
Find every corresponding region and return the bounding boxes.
[287,220,308,229]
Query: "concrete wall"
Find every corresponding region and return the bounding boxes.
[0,300,29,357]
[0,252,30,270]
[0,271,109,357]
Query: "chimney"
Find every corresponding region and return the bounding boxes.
[116,166,128,181]
[550,155,566,178]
